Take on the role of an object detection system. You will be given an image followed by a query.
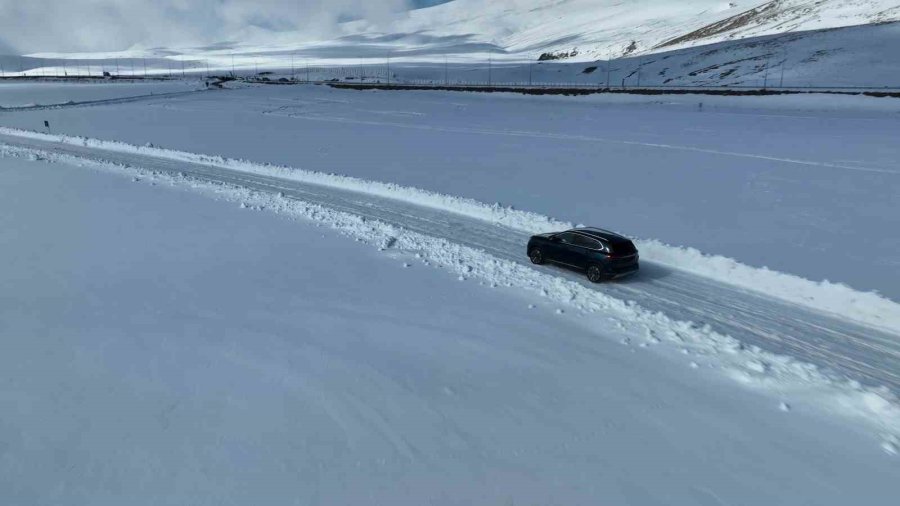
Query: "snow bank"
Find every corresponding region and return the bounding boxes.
[3,138,898,447]
[2,125,897,335]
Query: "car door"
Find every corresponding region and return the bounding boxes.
[569,234,602,269]
[548,232,582,267]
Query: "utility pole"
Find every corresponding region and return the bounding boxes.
[445,54,449,86]
[780,48,787,88]
[387,53,391,85]
[143,58,147,78]
[116,58,120,77]
[306,61,310,83]
[488,54,492,86]
[763,53,770,90]
[606,50,612,90]
[529,61,533,87]
[182,60,186,79]
[637,55,642,88]
[231,54,235,77]
[291,53,295,80]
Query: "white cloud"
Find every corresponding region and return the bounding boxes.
[0,0,411,54]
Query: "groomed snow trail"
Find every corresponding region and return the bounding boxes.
[2,131,900,413]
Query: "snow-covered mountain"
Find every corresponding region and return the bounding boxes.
[8,0,899,88]
[342,0,900,60]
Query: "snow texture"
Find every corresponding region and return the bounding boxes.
[2,122,898,335]
[3,147,900,505]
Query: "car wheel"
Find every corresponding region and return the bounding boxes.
[529,248,544,265]
[587,264,604,283]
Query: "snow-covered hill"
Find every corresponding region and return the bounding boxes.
[7,0,899,87]
[345,0,900,60]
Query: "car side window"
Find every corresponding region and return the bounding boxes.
[556,232,578,244]
[572,234,601,250]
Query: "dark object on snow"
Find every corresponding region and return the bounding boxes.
[538,48,579,61]
[582,66,598,74]
[527,228,639,282]
[103,71,111,77]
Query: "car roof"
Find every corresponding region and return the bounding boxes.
[567,227,630,242]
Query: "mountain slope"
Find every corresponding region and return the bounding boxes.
[346,0,900,59]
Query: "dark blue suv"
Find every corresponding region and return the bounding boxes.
[527,228,639,282]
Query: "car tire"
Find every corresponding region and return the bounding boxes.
[529,248,544,265]
[587,264,604,283]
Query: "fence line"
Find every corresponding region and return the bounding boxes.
[2,59,899,94]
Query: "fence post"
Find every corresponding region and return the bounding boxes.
[488,54,492,87]
[780,48,787,88]
[637,55,642,88]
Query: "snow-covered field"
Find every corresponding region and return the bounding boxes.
[2,83,896,299]
[2,144,899,505]
[2,80,900,503]
[0,81,204,108]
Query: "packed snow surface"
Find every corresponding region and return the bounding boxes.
[3,147,900,505]
[2,84,897,302]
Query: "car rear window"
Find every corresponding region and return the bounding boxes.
[612,240,637,255]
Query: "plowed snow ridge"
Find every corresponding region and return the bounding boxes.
[1,126,897,334]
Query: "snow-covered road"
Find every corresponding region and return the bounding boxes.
[3,130,899,400]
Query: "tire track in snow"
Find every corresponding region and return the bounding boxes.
[0,87,214,112]
[264,110,900,175]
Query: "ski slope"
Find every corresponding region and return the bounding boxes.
[3,153,899,505]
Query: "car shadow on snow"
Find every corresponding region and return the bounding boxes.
[537,260,673,285]
[611,261,672,283]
